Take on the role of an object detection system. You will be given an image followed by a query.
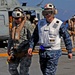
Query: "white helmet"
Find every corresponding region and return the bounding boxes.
[42,3,58,16]
[72,15,75,19]
[44,3,54,9]
[12,7,25,18]
[34,18,38,21]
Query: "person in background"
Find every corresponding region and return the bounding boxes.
[34,17,38,26]
[32,17,38,31]
[7,7,32,75]
[25,14,34,35]
[63,15,75,47]
[28,3,72,75]
[68,15,75,47]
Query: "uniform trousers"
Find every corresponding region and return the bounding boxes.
[39,49,62,75]
[8,55,32,75]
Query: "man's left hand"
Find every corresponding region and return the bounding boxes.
[28,48,33,56]
[68,53,72,59]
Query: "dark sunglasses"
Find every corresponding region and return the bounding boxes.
[14,17,20,20]
[42,10,53,16]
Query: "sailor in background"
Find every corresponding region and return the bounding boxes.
[63,15,75,48]
[31,17,39,31]
[28,3,72,75]
[68,15,75,47]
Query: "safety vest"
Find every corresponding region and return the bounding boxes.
[38,18,63,50]
[11,21,31,49]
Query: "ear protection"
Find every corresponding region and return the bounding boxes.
[12,7,25,18]
[54,8,58,15]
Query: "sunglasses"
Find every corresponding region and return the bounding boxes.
[42,10,53,16]
[14,17,20,20]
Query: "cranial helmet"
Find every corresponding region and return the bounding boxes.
[44,3,54,9]
[12,7,25,18]
[34,18,38,21]
[72,15,75,19]
[42,3,58,16]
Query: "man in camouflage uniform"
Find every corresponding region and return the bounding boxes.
[7,7,33,75]
[28,3,72,75]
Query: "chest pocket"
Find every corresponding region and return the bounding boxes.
[20,27,31,41]
[48,27,59,46]
[49,24,59,35]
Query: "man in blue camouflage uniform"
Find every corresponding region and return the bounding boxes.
[28,3,72,75]
[7,7,33,75]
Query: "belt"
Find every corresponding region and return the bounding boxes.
[40,45,51,50]
[44,46,51,48]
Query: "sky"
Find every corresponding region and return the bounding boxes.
[18,0,75,20]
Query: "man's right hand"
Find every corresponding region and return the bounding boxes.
[7,50,10,56]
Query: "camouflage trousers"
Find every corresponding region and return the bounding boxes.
[8,55,32,75]
[39,49,62,75]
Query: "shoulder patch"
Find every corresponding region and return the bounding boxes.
[53,20,59,28]
[56,21,59,23]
